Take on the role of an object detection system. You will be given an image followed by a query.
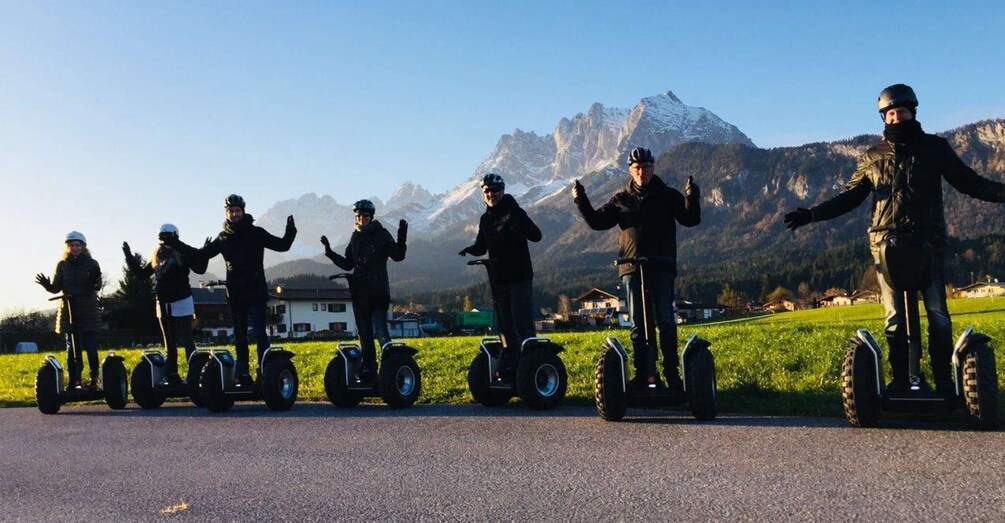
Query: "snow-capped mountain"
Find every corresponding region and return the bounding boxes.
[392,90,755,234]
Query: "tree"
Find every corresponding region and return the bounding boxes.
[103,255,157,333]
[717,284,749,311]
[859,265,880,292]
[557,294,573,317]
[765,286,792,304]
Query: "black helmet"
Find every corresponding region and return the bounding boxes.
[352,199,376,215]
[877,84,918,116]
[628,147,655,165]
[480,173,505,190]
[224,194,246,209]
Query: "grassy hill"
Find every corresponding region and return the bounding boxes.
[4,297,1004,417]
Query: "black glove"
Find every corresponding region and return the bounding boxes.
[286,215,297,235]
[784,208,814,230]
[397,219,408,244]
[572,179,586,202]
[320,235,332,252]
[203,237,213,248]
[34,273,51,290]
[458,247,471,257]
[684,176,698,198]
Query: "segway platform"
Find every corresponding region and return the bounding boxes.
[594,334,718,421]
[191,346,299,413]
[131,349,200,409]
[324,341,422,408]
[35,352,129,414]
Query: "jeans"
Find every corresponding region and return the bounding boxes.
[231,301,268,375]
[877,252,953,382]
[490,279,536,353]
[158,303,196,374]
[623,271,678,377]
[65,330,98,382]
[371,308,391,349]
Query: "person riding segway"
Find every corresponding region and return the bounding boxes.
[460,174,568,410]
[162,194,299,412]
[34,232,128,414]
[320,200,420,408]
[573,147,715,421]
[122,224,209,409]
[785,84,1002,429]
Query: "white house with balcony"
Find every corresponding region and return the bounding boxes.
[268,286,359,339]
[957,282,1005,299]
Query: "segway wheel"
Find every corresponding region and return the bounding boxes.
[131,360,165,410]
[103,359,129,410]
[467,352,512,407]
[199,360,234,413]
[962,343,1000,431]
[686,347,718,421]
[35,364,61,415]
[186,358,206,407]
[324,356,363,408]
[841,344,880,428]
[516,350,567,410]
[262,358,298,411]
[594,347,626,421]
[378,353,421,408]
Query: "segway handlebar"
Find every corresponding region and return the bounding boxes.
[466,259,496,267]
[47,294,72,302]
[328,273,353,281]
[615,256,675,268]
[201,280,227,287]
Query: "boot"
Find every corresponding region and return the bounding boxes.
[659,330,681,393]
[235,361,252,388]
[885,334,909,392]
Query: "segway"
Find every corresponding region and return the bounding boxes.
[130,302,203,409]
[593,257,717,422]
[841,234,999,430]
[187,282,299,413]
[464,259,568,410]
[323,273,422,408]
[35,294,129,414]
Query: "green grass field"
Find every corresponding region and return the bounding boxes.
[4,297,1005,416]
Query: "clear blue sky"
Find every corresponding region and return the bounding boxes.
[2,1,1004,313]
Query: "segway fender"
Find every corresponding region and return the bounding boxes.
[852,329,884,396]
[520,336,564,355]
[680,333,712,393]
[262,346,295,365]
[44,354,65,394]
[101,351,125,365]
[602,336,628,391]
[381,341,418,358]
[140,350,166,388]
[951,326,990,365]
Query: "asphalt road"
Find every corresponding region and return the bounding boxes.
[1,403,1003,522]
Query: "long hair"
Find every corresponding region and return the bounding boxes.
[62,243,91,260]
[150,244,182,269]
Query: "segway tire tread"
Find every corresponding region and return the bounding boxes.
[686,347,717,421]
[324,356,364,408]
[841,344,880,428]
[131,361,165,410]
[103,359,129,410]
[467,352,511,407]
[516,350,567,411]
[962,343,1000,431]
[35,365,60,415]
[199,361,234,413]
[594,348,626,421]
[262,358,298,411]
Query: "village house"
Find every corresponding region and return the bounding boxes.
[956,282,1005,299]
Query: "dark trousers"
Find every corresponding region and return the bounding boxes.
[490,279,536,360]
[231,301,268,375]
[65,331,98,382]
[356,300,390,370]
[623,271,678,378]
[158,304,196,374]
[877,252,953,382]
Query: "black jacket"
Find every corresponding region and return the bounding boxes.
[810,127,1005,253]
[41,254,102,334]
[575,175,700,276]
[169,214,296,306]
[326,220,406,302]
[126,245,208,304]
[463,194,542,284]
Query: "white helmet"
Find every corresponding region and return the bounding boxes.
[65,231,86,244]
[159,223,179,236]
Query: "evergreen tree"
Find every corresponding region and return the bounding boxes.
[103,254,157,333]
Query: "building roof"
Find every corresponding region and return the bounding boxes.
[191,287,229,305]
[575,288,619,303]
[270,287,352,301]
[957,282,1005,292]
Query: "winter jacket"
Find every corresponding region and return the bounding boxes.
[168,214,296,306]
[126,245,208,304]
[326,220,406,303]
[810,127,1005,254]
[463,194,542,284]
[42,254,103,334]
[575,175,700,276]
